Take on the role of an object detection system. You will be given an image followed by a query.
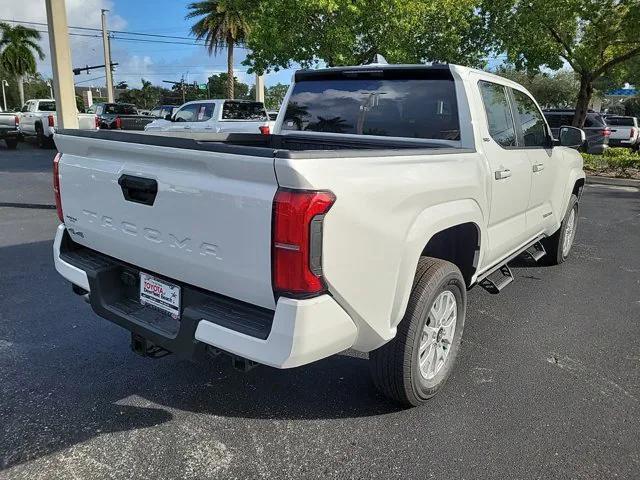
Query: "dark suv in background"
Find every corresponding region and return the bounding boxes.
[543,109,610,154]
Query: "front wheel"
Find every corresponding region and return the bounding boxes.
[543,194,579,265]
[369,257,466,406]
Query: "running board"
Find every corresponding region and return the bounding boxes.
[479,264,514,294]
[524,241,546,262]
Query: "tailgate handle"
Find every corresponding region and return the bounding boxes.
[118,174,158,206]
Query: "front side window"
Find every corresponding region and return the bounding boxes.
[173,104,201,122]
[282,77,460,140]
[478,81,516,147]
[222,101,267,121]
[21,103,30,113]
[511,90,548,147]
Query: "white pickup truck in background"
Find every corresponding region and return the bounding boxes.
[605,115,639,150]
[52,63,585,406]
[144,99,271,134]
[18,99,96,148]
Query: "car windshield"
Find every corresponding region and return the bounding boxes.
[281,77,460,140]
[38,101,56,112]
[104,104,138,115]
[221,101,267,120]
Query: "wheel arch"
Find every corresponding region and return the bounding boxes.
[389,199,485,330]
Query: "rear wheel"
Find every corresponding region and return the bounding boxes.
[543,194,579,265]
[369,257,466,406]
[36,125,53,149]
[5,139,18,150]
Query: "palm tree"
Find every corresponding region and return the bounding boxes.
[0,23,44,107]
[186,0,250,99]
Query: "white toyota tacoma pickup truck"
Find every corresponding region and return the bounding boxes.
[18,99,96,148]
[52,64,586,406]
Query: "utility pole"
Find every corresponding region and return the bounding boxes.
[44,0,78,129]
[255,73,265,103]
[163,78,186,104]
[101,9,114,102]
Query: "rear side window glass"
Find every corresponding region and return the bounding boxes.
[222,101,267,120]
[478,81,516,147]
[511,90,548,147]
[38,101,56,112]
[282,77,460,140]
[194,103,215,121]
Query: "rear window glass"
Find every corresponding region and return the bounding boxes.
[544,113,574,128]
[104,104,137,115]
[585,114,606,128]
[281,78,460,140]
[222,101,267,120]
[606,117,635,126]
[38,101,56,112]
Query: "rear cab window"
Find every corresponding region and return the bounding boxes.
[281,69,460,141]
[606,117,635,126]
[222,101,267,121]
[104,104,138,115]
[38,101,56,112]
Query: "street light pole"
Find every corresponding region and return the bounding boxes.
[1,80,8,111]
[101,9,115,103]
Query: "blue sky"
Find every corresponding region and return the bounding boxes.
[4,0,296,90]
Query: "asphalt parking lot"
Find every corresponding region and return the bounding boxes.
[0,142,639,480]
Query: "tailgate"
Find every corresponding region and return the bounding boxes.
[55,133,278,309]
[121,116,155,131]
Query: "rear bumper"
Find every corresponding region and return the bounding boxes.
[608,138,637,148]
[0,126,18,139]
[53,225,357,368]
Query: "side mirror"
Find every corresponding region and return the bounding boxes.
[558,126,586,149]
[164,114,173,121]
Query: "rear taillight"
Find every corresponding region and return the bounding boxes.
[259,125,270,135]
[630,127,636,139]
[95,116,100,129]
[114,117,122,129]
[272,188,336,298]
[14,115,19,125]
[53,153,63,223]
[601,127,611,137]
[48,115,55,127]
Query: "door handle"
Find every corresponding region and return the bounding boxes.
[533,163,545,172]
[494,169,512,180]
[118,174,158,206]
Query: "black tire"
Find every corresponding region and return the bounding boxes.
[369,257,466,406]
[542,194,579,265]
[5,139,18,150]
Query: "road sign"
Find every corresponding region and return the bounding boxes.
[199,84,207,91]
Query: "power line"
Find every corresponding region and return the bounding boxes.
[75,75,106,85]
[0,18,248,48]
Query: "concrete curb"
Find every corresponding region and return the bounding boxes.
[586,175,640,188]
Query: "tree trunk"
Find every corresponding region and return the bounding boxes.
[17,75,25,107]
[227,38,234,99]
[573,74,593,128]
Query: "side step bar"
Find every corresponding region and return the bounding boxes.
[479,264,514,294]
[524,241,546,262]
[477,238,547,294]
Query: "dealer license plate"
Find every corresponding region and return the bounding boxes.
[139,272,181,319]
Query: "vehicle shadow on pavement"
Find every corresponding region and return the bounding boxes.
[0,239,403,471]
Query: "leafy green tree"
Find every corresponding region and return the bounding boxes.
[0,22,45,106]
[481,0,640,127]
[496,68,580,109]
[243,0,489,74]
[264,83,288,110]
[207,73,250,98]
[118,79,172,109]
[186,0,251,99]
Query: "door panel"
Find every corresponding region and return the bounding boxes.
[509,89,558,235]
[476,80,532,266]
